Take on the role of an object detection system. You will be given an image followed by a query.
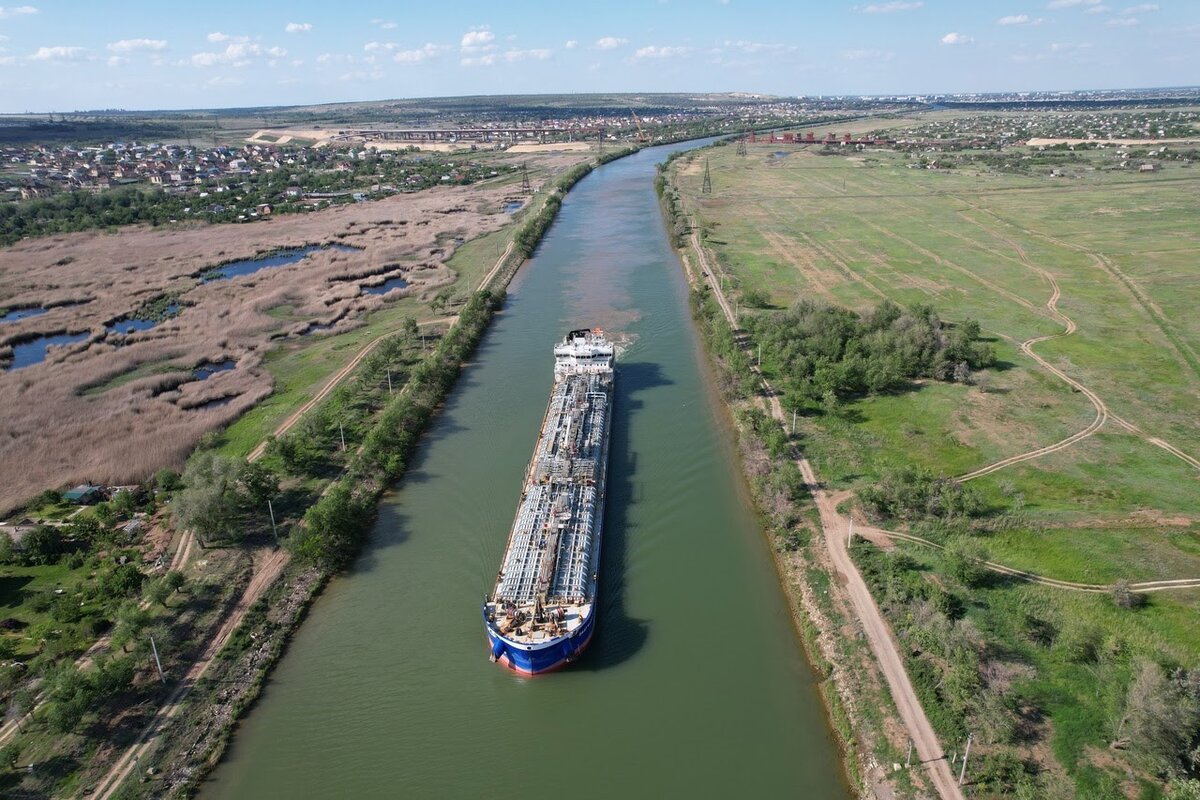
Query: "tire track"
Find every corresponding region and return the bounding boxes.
[688,229,964,800]
[855,524,1200,594]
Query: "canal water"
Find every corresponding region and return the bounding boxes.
[202,142,848,799]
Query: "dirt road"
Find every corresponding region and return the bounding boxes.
[245,316,454,463]
[91,549,290,800]
[688,227,965,800]
[84,214,523,799]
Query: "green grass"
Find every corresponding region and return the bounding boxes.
[672,133,1200,795]
[79,359,183,397]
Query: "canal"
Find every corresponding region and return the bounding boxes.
[202,141,848,799]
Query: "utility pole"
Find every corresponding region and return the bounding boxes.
[791,408,797,436]
[520,162,532,195]
[268,499,279,546]
[906,739,913,768]
[149,635,166,684]
[701,158,712,194]
[847,517,854,547]
[339,423,346,452]
[387,367,394,395]
[757,342,761,366]
[959,733,973,785]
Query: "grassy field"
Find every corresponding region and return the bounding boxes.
[670,131,1200,796]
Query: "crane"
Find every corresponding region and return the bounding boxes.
[629,109,650,143]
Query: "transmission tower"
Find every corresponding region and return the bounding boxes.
[597,128,604,157]
[735,137,747,157]
[701,158,712,194]
[520,163,532,195]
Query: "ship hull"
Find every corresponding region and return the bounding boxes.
[485,606,597,676]
[485,329,613,676]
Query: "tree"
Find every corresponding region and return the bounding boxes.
[20,525,64,565]
[110,602,150,652]
[162,569,186,594]
[741,287,771,308]
[144,579,171,607]
[153,468,182,493]
[0,531,13,564]
[943,538,990,588]
[238,460,278,508]
[173,452,245,545]
[1114,659,1200,776]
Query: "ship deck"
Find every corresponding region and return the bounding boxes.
[492,371,609,608]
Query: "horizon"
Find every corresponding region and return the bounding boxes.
[1,0,1198,113]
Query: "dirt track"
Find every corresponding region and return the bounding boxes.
[688,225,965,800]
[949,206,1200,482]
[84,216,522,799]
[91,548,289,800]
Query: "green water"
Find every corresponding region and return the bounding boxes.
[202,142,849,799]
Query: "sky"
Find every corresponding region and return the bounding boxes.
[0,0,1196,112]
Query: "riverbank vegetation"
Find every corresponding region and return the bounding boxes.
[667,125,1200,798]
[0,137,649,798]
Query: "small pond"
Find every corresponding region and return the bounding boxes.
[362,276,409,296]
[6,332,90,371]
[502,200,524,213]
[200,244,360,284]
[193,359,236,380]
[106,318,158,336]
[0,307,49,325]
[186,395,235,411]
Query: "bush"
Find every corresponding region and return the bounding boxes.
[943,538,990,588]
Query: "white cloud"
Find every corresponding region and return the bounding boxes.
[0,55,15,64]
[461,28,495,49]
[860,1,923,12]
[723,39,797,53]
[207,32,233,43]
[0,6,38,18]
[1119,3,1157,12]
[107,38,167,53]
[192,39,279,67]
[940,31,975,44]
[504,48,553,62]
[394,42,449,63]
[633,45,690,59]
[285,22,312,33]
[364,41,397,52]
[1046,0,1101,8]
[841,48,895,60]
[1084,4,1109,11]
[371,18,398,29]
[30,45,85,61]
[594,36,627,50]
[317,52,356,64]
[461,53,497,67]
[106,55,127,67]
[997,14,1028,24]
[1107,15,1139,24]
[565,39,578,49]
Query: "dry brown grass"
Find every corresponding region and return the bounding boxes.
[0,178,545,513]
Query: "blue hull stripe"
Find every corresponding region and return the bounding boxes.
[485,609,596,675]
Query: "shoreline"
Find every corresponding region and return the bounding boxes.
[137,144,648,798]
[663,153,927,799]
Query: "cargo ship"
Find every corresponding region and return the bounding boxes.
[484,328,615,675]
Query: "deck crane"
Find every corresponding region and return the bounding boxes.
[630,109,650,143]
